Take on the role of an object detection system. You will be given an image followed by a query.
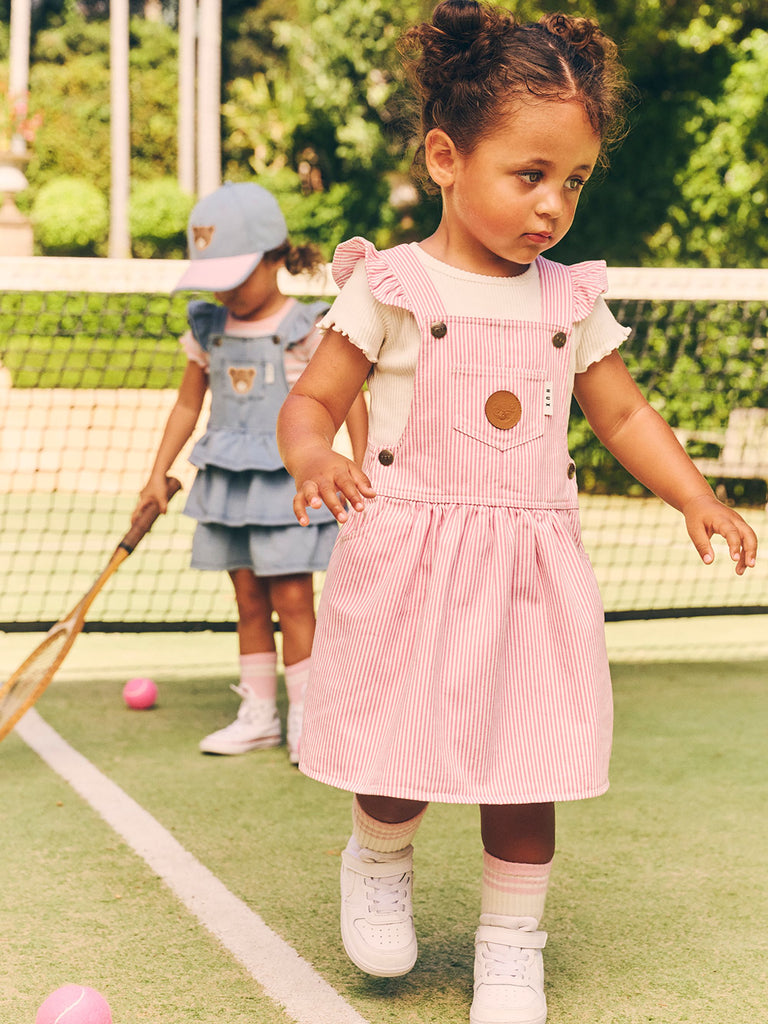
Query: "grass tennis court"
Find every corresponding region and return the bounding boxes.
[2,628,767,1023]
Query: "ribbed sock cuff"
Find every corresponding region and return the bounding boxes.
[481,851,552,924]
[284,656,311,706]
[239,651,278,700]
[351,796,427,854]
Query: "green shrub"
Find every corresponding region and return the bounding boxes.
[31,176,109,255]
[129,177,195,259]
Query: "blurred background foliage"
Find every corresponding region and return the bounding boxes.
[0,0,767,265]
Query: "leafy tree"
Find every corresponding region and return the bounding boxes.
[221,0,295,83]
[549,0,768,265]
[221,0,435,247]
[645,29,768,268]
[23,5,177,194]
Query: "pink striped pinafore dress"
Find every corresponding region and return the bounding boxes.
[300,240,613,805]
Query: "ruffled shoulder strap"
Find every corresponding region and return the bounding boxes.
[331,237,425,313]
[567,259,609,322]
[187,300,228,351]
[277,298,330,348]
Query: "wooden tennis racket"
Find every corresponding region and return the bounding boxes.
[0,477,182,742]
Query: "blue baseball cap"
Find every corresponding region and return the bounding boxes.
[173,182,288,292]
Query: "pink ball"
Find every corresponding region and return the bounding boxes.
[122,676,158,710]
[36,985,112,1024]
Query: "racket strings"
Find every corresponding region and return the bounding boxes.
[0,629,71,720]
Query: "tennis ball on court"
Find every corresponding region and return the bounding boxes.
[36,984,112,1024]
[122,676,158,709]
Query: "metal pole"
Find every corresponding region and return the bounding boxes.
[196,0,221,198]
[109,0,131,258]
[177,0,196,195]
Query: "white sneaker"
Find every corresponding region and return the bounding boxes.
[339,840,417,977]
[199,685,282,755]
[286,701,303,765]
[470,914,548,1024]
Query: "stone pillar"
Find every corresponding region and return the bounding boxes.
[0,151,33,257]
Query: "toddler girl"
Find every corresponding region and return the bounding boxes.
[277,4,757,1022]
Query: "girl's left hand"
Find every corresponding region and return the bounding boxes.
[683,493,758,575]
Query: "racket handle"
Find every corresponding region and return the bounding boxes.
[120,476,182,554]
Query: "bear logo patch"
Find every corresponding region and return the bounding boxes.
[228,366,256,394]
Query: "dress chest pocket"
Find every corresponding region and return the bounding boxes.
[451,367,547,452]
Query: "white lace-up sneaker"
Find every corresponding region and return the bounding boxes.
[339,840,417,977]
[286,701,303,765]
[470,914,548,1024]
[199,685,282,755]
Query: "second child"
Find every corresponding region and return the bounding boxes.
[134,182,367,762]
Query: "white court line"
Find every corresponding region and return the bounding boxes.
[15,709,370,1024]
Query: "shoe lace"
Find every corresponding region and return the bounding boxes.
[364,871,410,915]
[230,684,267,724]
[479,941,535,983]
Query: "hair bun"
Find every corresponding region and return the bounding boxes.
[540,13,615,68]
[425,0,516,71]
[432,0,484,42]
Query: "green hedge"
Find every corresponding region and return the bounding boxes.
[0,291,189,389]
[129,177,195,260]
[31,177,109,256]
[29,175,195,259]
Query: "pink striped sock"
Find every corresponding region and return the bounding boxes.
[351,796,427,854]
[284,657,311,706]
[239,651,278,701]
[481,851,552,924]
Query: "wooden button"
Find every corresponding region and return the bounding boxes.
[484,391,522,430]
[430,321,447,338]
[552,331,567,348]
[567,462,576,479]
[378,449,395,466]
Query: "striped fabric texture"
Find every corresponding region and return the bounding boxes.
[300,243,613,805]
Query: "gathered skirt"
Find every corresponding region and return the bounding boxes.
[299,496,613,804]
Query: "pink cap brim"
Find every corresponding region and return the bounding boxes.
[172,252,264,292]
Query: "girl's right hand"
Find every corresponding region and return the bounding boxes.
[292,449,376,525]
[132,477,172,523]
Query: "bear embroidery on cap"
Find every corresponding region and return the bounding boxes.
[193,225,215,250]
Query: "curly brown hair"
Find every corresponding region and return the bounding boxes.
[264,240,326,276]
[399,0,632,190]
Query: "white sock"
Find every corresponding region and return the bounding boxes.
[481,851,552,925]
[350,796,427,855]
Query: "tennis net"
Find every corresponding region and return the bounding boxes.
[1,257,766,631]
